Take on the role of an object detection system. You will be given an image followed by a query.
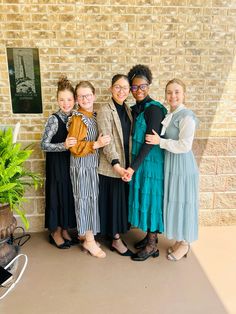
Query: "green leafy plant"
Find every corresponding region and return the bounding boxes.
[0,128,42,229]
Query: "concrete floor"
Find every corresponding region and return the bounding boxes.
[0,226,235,314]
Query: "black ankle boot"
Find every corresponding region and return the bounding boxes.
[134,233,158,250]
[132,232,159,261]
[131,248,159,261]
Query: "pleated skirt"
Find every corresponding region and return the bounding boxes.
[128,152,164,233]
[163,150,199,242]
[70,155,100,236]
[99,174,129,237]
[45,151,76,231]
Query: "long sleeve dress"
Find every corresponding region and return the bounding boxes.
[128,96,167,233]
[68,108,100,236]
[160,104,199,242]
[41,110,76,231]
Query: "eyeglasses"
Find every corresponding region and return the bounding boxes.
[112,85,130,92]
[130,84,149,92]
[77,94,93,100]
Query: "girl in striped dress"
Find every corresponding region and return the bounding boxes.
[68,81,110,258]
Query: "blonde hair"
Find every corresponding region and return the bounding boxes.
[75,81,95,95]
[57,75,75,98]
[165,78,186,94]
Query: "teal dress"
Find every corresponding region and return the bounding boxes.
[128,101,167,232]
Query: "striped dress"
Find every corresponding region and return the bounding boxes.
[70,111,100,236]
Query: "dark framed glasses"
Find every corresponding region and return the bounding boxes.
[112,85,130,92]
[131,84,149,92]
[77,94,93,101]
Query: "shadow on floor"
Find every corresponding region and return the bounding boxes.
[0,230,227,314]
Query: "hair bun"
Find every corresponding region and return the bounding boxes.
[57,74,74,97]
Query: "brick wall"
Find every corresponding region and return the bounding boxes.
[0,0,235,231]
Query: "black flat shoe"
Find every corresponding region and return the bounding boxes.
[131,249,159,261]
[49,234,70,249]
[63,237,80,246]
[134,235,158,250]
[110,245,134,257]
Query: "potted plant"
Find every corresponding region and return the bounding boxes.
[0,126,42,266]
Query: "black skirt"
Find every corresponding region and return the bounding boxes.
[44,114,76,231]
[45,150,76,231]
[99,174,129,237]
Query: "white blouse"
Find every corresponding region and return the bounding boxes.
[159,105,196,154]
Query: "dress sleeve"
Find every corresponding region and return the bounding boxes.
[41,115,66,152]
[68,115,95,157]
[131,105,164,171]
[160,115,196,153]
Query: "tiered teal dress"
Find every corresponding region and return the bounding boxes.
[128,101,167,232]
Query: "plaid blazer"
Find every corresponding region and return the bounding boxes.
[96,100,133,178]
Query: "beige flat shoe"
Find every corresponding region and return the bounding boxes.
[167,241,181,254]
[167,243,190,261]
[83,240,106,258]
[79,235,100,247]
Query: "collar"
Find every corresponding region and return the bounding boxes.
[136,95,151,107]
[132,95,152,113]
[58,109,71,117]
[169,104,185,114]
[78,108,94,118]
[161,104,185,136]
[112,98,125,107]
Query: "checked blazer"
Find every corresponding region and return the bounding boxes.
[96,99,133,178]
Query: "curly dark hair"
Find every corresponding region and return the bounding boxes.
[127,64,153,85]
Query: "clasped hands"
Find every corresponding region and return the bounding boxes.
[122,167,134,182]
[113,164,134,182]
[113,129,160,182]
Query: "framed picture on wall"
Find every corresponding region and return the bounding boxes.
[6,48,43,114]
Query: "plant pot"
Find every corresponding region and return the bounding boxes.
[0,203,18,267]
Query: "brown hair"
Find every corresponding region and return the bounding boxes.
[165,78,186,95]
[75,81,95,95]
[57,75,75,98]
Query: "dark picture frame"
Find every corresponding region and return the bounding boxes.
[7,48,43,114]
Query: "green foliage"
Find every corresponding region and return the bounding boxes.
[0,128,42,229]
